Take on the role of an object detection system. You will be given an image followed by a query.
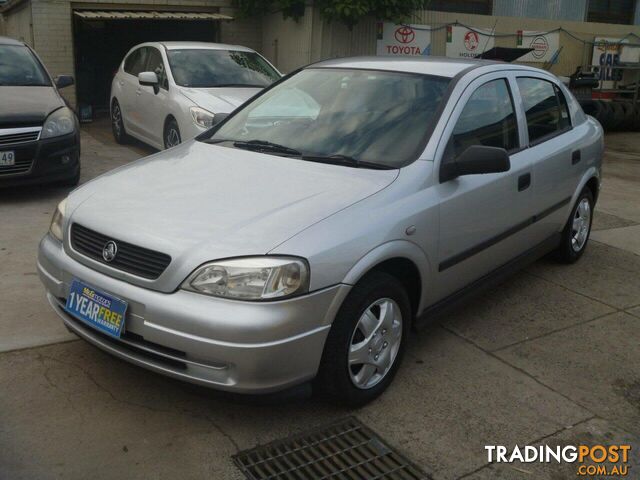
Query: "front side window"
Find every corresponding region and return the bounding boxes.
[124,48,148,76]
[0,45,50,87]
[146,48,168,90]
[205,68,451,168]
[517,77,571,145]
[167,49,280,88]
[445,78,518,160]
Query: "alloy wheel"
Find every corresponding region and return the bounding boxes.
[166,128,180,148]
[571,198,591,252]
[348,298,403,390]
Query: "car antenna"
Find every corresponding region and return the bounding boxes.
[481,19,498,56]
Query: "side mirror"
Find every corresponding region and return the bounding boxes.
[138,71,159,94]
[55,75,74,89]
[440,145,511,183]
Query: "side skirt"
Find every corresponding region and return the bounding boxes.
[414,232,562,329]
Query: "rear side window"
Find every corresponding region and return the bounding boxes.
[445,78,518,160]
[517,77,571,145]
[123,48,148,76]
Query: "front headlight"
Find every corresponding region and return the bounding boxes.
[182,257,309,300]
[49,198,67,241]
[190,107,215,128]
[41,107,76,139]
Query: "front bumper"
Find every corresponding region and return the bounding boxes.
[0,132,80,188]
[38,234,350,393]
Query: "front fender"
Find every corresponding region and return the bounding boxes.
[342,240,433,313]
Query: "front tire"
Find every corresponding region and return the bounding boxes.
[60,166,80,187]
[315,272,411,406]
[164,118,181,149]
[554,188,594,263]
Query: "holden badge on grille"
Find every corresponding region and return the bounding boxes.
[102,241,118,262]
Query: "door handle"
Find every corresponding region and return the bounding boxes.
[518,173,531,192]
[571,150,581,165]
[119,80,124,86]
[136,88,141,96]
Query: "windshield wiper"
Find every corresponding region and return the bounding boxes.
[232,140,302,156]
[301,154,394,170]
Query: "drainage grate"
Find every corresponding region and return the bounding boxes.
[233,417,429,480]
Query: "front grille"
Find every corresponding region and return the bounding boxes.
[0,157,33,176]
[234,417,429,480]
[70,223,171,279]
[0,127,41,146]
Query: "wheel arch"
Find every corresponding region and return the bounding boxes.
[164,114,178,133]
[341,241,432,320]
[585,176,600,204]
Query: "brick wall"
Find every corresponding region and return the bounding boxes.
[31,0,75,104]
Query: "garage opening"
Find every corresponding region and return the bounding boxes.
[72,10,232,115]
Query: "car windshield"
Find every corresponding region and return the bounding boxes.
[204,68,450,168]
[0,45,50,86]
[167,49,280,88]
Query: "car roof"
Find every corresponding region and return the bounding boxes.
[0,36,25,46]
[154,41,255,52]
[310,56,510,78]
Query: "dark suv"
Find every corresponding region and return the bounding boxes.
[0,36,80,187]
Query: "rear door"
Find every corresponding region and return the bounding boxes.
[135,46,170,148]
[433,73,534,300]
[512,75,579,243]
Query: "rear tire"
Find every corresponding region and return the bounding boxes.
[111,100,129,144]
[615,101,634,131]
[554,188,594,264]
[608,101,625,131]
[598,101,615,131]
[314,272,411,406]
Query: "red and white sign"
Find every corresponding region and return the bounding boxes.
[446,26,494,59]
[376,22,431,56]
[517,31,560,63]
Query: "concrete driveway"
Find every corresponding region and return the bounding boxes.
[1,119,639,479]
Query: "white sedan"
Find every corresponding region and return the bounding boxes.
[110,41,281,150]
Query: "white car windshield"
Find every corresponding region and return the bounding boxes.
[204,68,450,168]
[167,49,280,88]
[0,45,50,87]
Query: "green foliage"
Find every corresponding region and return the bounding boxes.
[318,0,428,29]
[233,0,306,21]
[233,0,428,27]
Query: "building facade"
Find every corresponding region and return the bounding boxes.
[0,0,261,109]
[3,0,640,109]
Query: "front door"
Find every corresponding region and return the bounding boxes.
[433,73,534,301]
[120,47,149,137]
[136,47,170,148]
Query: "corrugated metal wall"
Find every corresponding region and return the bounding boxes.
[493,0,587,21]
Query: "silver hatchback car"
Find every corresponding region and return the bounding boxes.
[39,57,603,405]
